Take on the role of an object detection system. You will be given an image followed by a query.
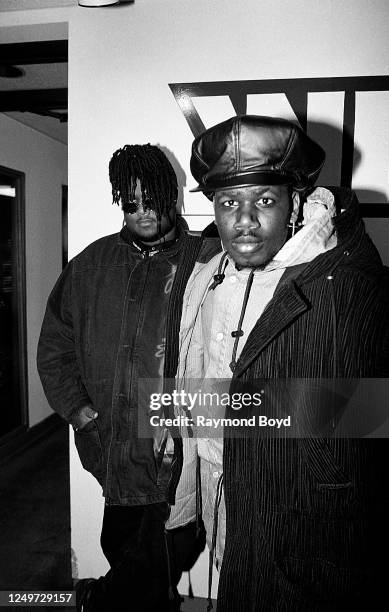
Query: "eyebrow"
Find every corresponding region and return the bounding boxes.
[216,186,277,197]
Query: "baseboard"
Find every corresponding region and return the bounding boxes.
[0,412,64,465]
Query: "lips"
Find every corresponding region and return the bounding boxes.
[232,235,263,253]
[137,218,155,227]
[233,237,260,243]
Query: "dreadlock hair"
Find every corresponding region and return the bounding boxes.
[109,144,178,221]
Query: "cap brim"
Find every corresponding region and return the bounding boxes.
[189,171,294,193]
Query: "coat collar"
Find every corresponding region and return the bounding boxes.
[118,214,188,258]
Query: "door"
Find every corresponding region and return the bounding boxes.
[0,166,28,439]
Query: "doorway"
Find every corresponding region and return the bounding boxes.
[0,166,28,440]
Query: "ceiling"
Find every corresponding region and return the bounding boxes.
[0,1,76,11]
[0,3,134,143]
[0,22,68,144]
[0,1,134,10]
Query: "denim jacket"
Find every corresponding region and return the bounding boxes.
[37,220,202,505]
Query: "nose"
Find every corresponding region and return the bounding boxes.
[137,203,152,217]
[233,205,260,232]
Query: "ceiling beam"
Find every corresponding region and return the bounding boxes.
[0,89,67,112]
[0,41,68,66]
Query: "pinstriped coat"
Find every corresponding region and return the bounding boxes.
[215,188,389,611]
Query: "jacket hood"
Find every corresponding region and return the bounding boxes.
[297,187,384,284]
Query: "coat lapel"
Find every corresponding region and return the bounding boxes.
[234,280,311,377]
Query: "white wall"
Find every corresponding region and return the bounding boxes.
[3,0,389,600]
[0,113,67,427]
[67,0,389,256]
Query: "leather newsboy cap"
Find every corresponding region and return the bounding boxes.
[190,115,325,194]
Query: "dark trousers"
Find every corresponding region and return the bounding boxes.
[89,503,205,612]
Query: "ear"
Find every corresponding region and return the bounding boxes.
[289,191,300,223]
[213,199,218,227]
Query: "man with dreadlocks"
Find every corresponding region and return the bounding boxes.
[37,144,212,611]
[110,144,178,242]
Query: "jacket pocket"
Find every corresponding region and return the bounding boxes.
[74,421,103,484]
[299,438,353,489]
[279,555,363,606]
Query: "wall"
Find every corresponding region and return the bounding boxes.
[0,113,67,427]
[67,0,389,256]
[2,0,389,599]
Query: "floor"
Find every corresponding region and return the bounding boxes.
[0,419,214,611]
[0,419,72,611]
[181,596,213,611]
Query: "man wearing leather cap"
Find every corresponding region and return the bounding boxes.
[167,116,389,610]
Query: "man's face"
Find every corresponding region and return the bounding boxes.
[213,184,292,269]
[124,180,176,244]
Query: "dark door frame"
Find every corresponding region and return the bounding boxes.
[0,164,28,441]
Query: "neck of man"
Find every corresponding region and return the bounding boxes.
[138,225,177,248]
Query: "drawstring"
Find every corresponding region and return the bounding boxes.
[207,472,224,611]
[208,252,229,291]
[230,269,255,372]
[207,252,255,372]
